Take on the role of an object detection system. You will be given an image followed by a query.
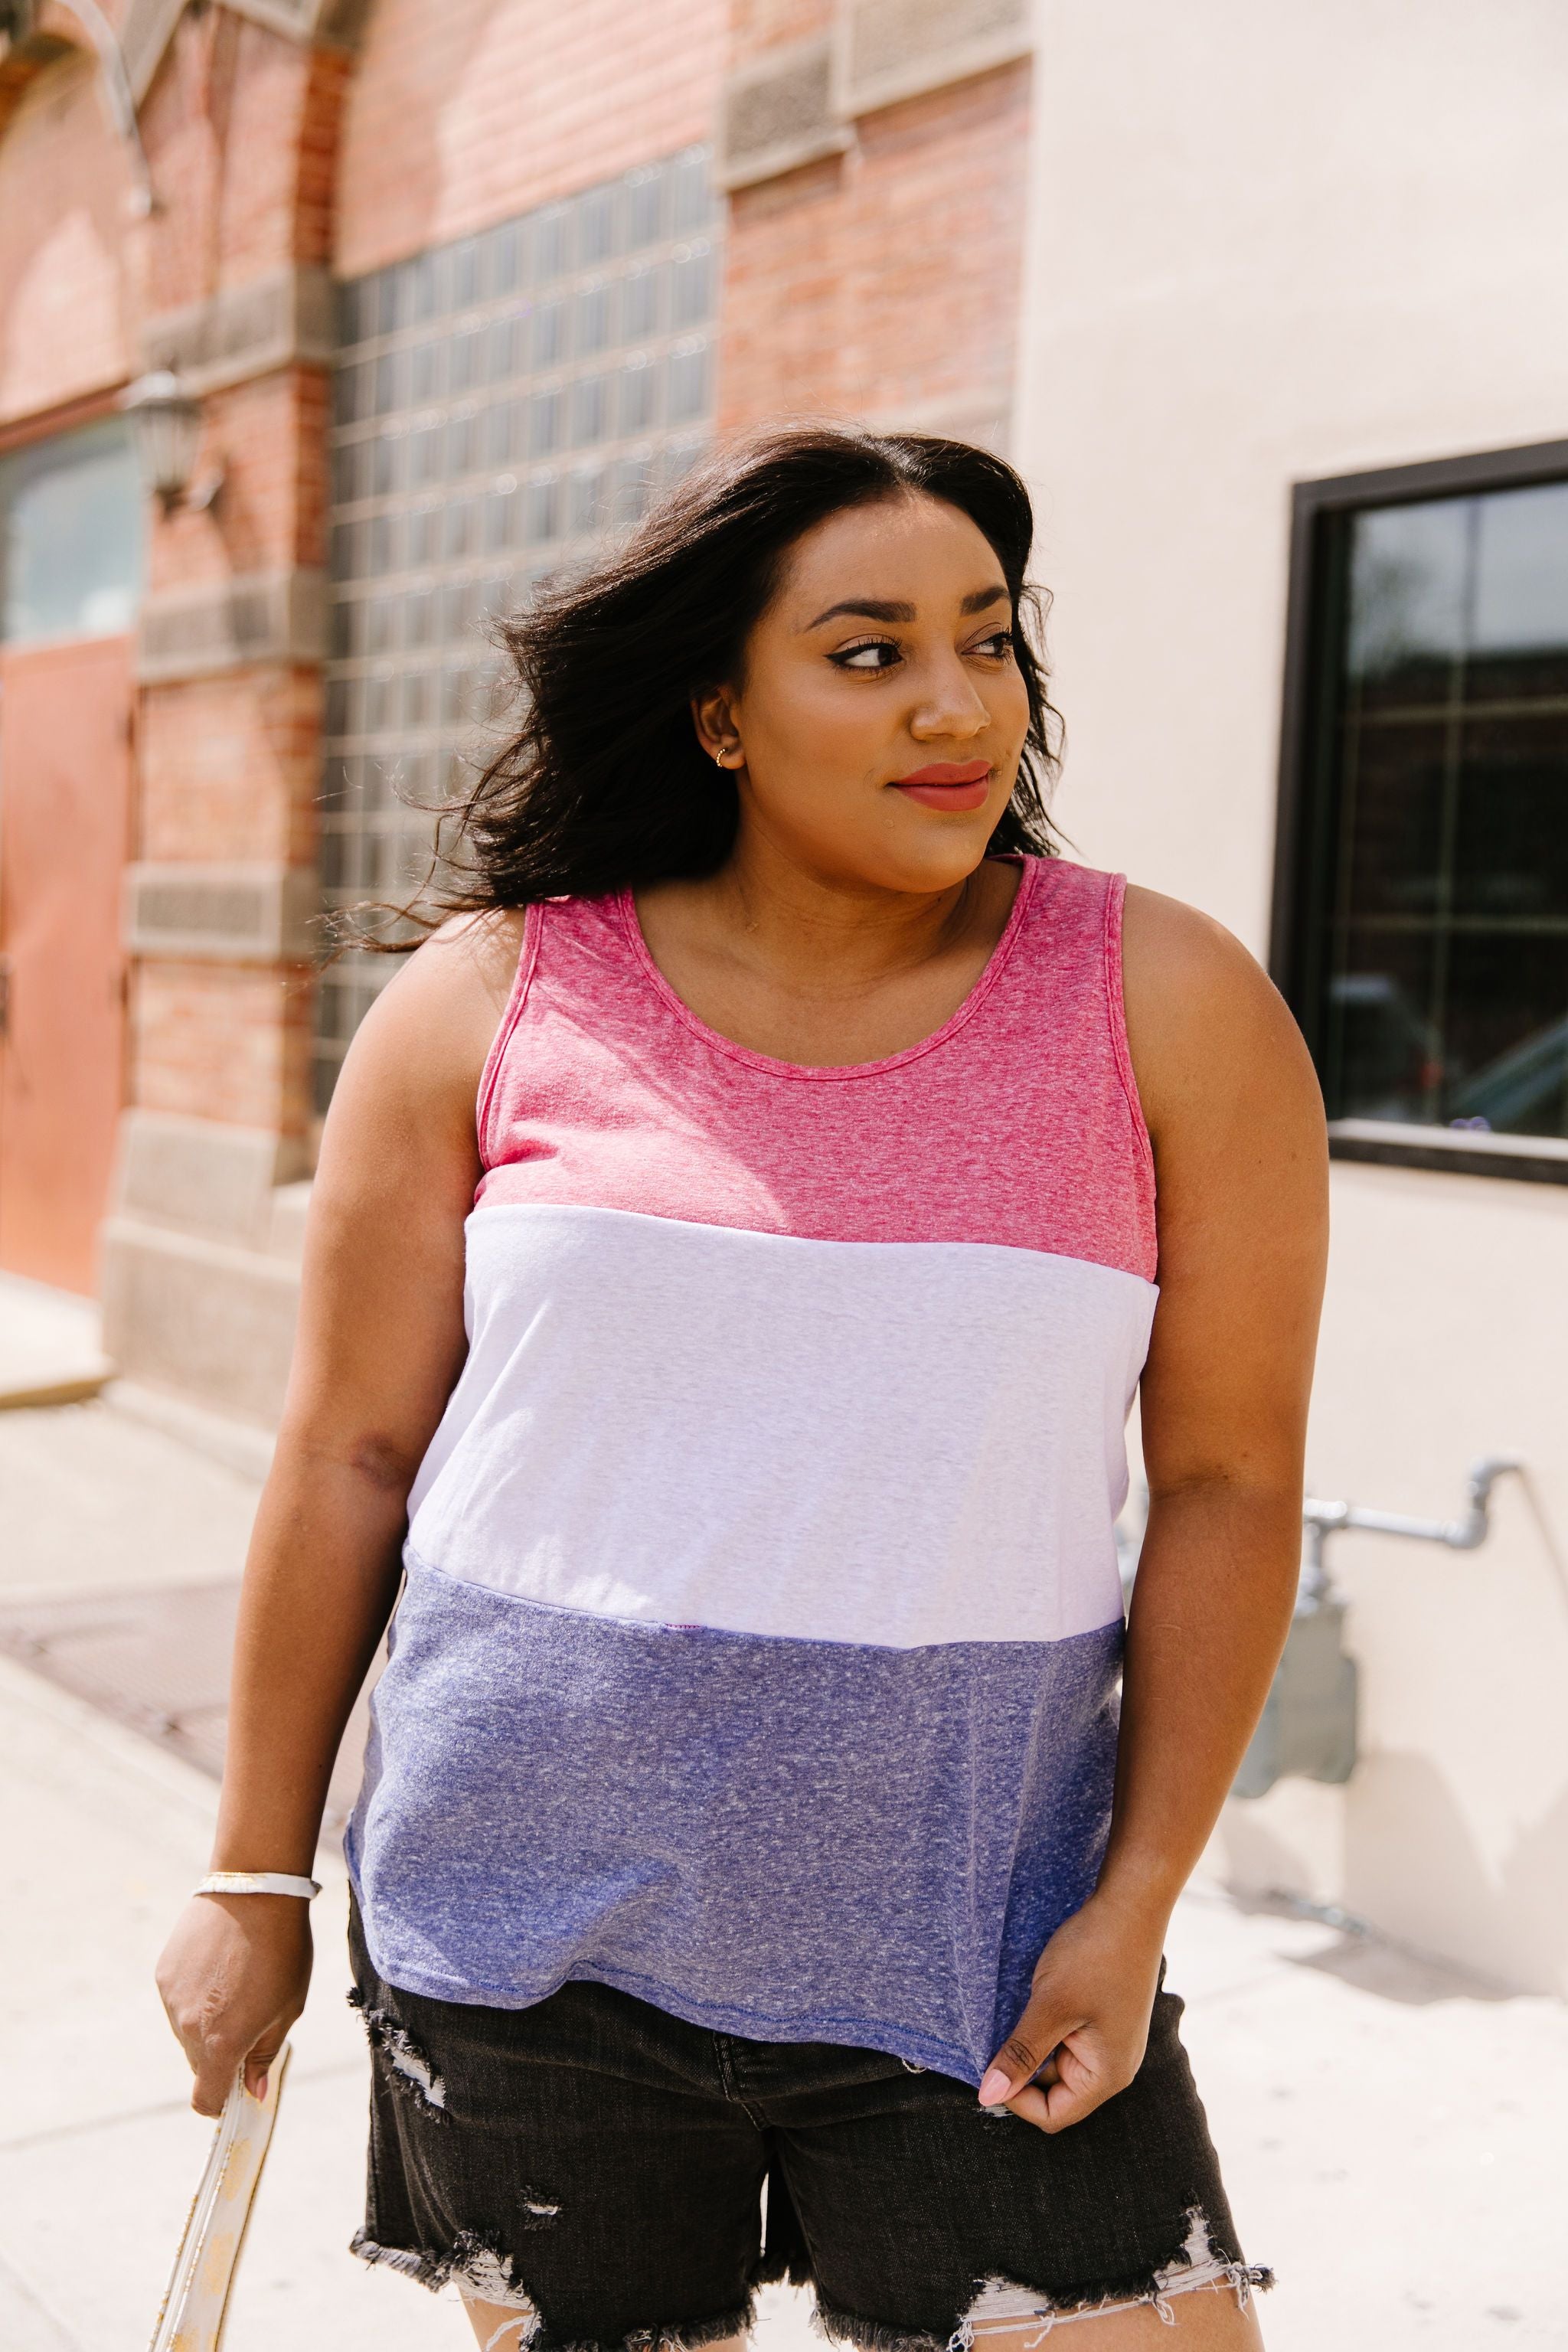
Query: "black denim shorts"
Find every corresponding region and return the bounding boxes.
[348,1900,1269,2350]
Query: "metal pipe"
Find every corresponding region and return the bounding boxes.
[1302,1454,1521,1570]
[1120,1455,1521,1614]
[1235,1455,1521,1796]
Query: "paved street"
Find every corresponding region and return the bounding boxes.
[1,1359,1563,2348]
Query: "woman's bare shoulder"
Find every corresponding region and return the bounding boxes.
[359,906,524,1044]
[1120,882,1322,1141]
[324,906,529,1144]
[1122,880,1260,991]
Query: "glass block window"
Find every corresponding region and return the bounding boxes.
[1286,467,1568,1147]
[316,146,718,1109]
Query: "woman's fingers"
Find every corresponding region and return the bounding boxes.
[189,2030,247,2117]
[242,2020,291,2102]
[1037,2040,1112,2131]
[977,1988,1080,2106]
[188,2008,293,2114]
[155,1895,312,2115]
[999,2057,1058,2128]
[989,2023,1140,2135]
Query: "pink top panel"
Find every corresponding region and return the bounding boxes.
[475,855,1158,1282]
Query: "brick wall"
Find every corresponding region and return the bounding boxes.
[335,0,729,279]
[145,367,330,596]
[0,47,136,425]
[138,12,345,312]
[122,13,347,1148]
[719,58,1031,446]
[132,960,315,1132]
[119,0,736,1159]
[139,667,322,867]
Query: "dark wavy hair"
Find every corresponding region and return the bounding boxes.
[409,423,1063,920]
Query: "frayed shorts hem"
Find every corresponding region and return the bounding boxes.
[353,2230,758,2352]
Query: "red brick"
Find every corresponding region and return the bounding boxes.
[139,668,323,868]
[132,961,316,1133]
[0,49,137,425]
[335,0,728,277]
[718,61,1032,442]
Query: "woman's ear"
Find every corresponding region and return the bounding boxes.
[691,688,743,769]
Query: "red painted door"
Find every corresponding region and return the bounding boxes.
[0,635,135,1294]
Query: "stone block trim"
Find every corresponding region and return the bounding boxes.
[137,569,328,682]
[720,0,1031,193]
[224,0,370,44]
[124,862,322,962]
[140,266,336,398]
[836,0,1030,119]
[113,1107,310,1247]
[720,36,851,191]
[100,1213,303,1429]
[121,0,189,104]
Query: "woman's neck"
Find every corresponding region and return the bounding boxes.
[633,843,1021,1069]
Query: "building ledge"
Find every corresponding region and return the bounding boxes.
[720,0,1030,192]
[1328,1119,1568,1187]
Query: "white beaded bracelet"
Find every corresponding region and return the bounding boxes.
[194,1872,321,1900]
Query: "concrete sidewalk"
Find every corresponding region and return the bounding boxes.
[0,1272,110,1411]
[1,1396,1563,2347]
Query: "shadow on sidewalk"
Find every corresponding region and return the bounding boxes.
[0,1579,372,1836]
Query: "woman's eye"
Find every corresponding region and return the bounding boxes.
[972,629,1015,660]
[830,639,901,671]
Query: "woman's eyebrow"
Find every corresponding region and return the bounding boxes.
[802,598,916,629]
[802,583,1009,631]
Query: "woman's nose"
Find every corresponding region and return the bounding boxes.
[909,658,991,740]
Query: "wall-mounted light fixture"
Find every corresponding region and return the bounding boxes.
[122,371,222,512]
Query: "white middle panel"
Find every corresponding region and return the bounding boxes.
[406,1204,1156,1650]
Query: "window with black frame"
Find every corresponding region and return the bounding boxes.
[1279,449,1568,1174]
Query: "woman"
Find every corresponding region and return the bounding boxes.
[158,426,1327,2350]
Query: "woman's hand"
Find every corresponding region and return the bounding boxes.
[976,1889,1166,2133]
[156,1894,313,2117]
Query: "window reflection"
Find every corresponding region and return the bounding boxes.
[1315,475,1568,1142]
[0,419,144,645]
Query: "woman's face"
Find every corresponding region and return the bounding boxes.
[697,493,1034,895]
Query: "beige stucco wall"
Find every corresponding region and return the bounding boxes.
[1014,0,1568,1989]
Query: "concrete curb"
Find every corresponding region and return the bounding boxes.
[0,1367,112,1412]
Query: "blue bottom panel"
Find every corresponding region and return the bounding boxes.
[348,1563,1123,2084]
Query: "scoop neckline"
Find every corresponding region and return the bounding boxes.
[614,857,1040,1083]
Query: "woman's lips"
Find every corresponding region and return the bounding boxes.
[891,759,994,811]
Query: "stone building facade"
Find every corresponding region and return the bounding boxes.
[0,0,1033,1419]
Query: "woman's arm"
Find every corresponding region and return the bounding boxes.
[978,885,1329,2127]
[155,913,523,2116]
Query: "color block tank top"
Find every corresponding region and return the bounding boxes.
[347,854,1158,2083]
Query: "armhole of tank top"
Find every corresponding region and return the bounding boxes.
[1102,872,1158,1207]
[474,900,545,1170]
